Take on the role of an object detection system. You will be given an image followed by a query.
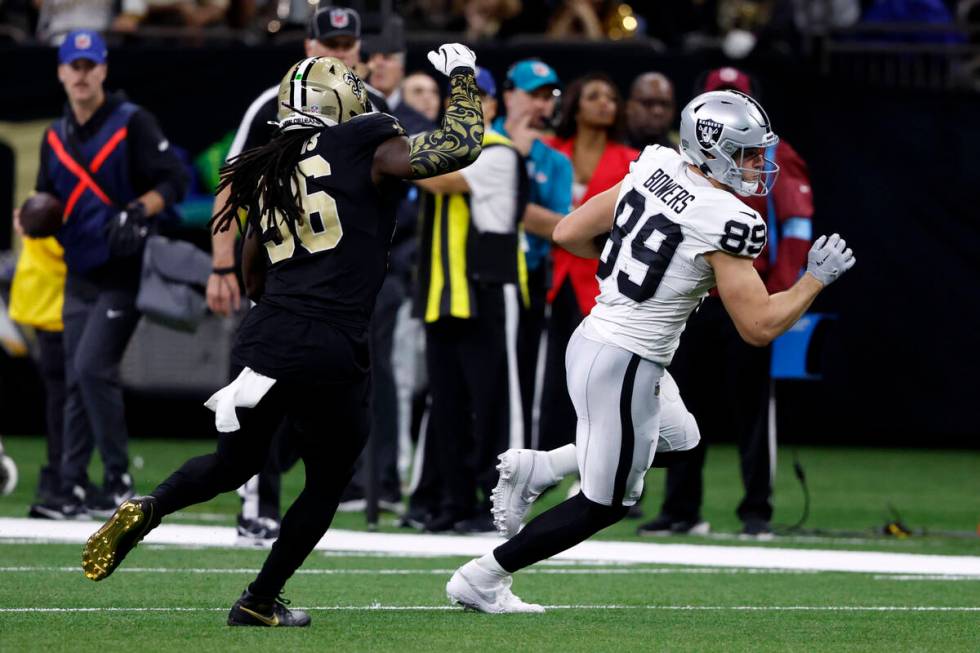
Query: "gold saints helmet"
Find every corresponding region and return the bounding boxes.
[277,56,371,129]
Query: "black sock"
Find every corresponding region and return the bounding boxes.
[493,492,628,573]
[246,582,275,602]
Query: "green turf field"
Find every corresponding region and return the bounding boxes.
[0,436,978,651]
[1,544,978,652]
[2,435,977,553]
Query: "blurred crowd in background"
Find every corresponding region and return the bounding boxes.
[0,0,977,55]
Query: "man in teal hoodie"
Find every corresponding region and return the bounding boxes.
[492,58,573,445]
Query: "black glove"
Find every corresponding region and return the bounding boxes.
[105,202,150,258]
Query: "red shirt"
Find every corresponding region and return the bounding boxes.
[546,137,639,314]
[740,140,814,293]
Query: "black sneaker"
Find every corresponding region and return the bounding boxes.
[378,494,404,515]
[626,503,644,520]
[82,496,160,581]
[108,474,135,503]
[227,588,311,627]
[670,519,711,535]
[637,515,710,536]
[453,514,496,534]
[636,514,674,535]
[236,516,280,546]
[398,506,431,531]
[336,485,366,512]
[85,474,136,519]
[424,512,462,533]
[740,519,773,540]
[28,497,89,520]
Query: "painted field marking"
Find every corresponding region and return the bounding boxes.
[0,566,821,576]
[2,517,978,576]
[1,605,978,614]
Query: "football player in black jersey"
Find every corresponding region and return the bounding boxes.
[81,44,483,628]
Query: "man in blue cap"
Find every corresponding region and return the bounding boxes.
[33,29,187,519]
[492,59,573,446]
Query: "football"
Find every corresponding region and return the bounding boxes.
[18,192,64,237]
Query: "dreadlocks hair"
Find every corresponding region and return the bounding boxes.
[209,121,326,240]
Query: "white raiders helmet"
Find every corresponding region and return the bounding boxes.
[679,90,779,196]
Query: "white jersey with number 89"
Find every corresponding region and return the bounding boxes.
[584,145,767,365]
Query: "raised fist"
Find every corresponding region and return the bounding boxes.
[427,43,476,77]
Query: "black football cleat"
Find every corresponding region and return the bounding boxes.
[228,589,311,627]
[82,496,160,581]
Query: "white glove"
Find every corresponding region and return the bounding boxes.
[426,43,476,77]
[806,233,856,286]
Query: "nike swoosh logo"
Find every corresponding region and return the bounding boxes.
[106,309,125,319]
[238,605,279,626]
[458,571,502,607]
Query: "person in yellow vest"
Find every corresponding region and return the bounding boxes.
[411,67,530,533]
[9,207,68,519]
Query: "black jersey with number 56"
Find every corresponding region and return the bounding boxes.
[256,112,406,333]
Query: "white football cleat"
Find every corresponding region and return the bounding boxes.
[446,566,544,614]
[490,449,557,538]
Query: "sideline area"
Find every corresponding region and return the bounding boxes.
[2,517,978,576]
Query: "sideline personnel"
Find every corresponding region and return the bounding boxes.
[36,30,187,517]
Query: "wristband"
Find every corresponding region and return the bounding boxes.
[212,266,236,275]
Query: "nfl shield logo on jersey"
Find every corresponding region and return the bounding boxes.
[695,119,723,149]
[330,9,349,28]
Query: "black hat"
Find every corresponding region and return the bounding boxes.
[308,6,361,41]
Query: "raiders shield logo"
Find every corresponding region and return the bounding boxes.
[696,118,723,149]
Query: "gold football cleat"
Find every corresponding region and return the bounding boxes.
[82,496,158,581]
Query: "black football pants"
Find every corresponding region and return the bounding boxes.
[537,280,583,451]
[61,276,140,496]
[152,370,369,597]
[517,265,548,448]
[36,328,66,502]
[348,275,404,500]
[425,284,517,521]
[660,297,773,524]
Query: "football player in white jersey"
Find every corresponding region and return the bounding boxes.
[446,89,855,613]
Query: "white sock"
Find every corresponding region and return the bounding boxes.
[545,444,577,479]
[474,553,509,579]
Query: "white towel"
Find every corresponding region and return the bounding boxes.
[203,366,277,433]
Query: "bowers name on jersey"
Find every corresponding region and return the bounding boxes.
[586,144,767,365]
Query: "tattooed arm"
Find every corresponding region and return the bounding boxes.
[373,44,483,181]
[405,68,483,178]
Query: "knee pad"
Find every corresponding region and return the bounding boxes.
[570,491,629,527]
[679,411,701,452]
[650,417,702,469]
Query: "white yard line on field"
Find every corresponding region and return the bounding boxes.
[1,605,978,614]
[6,565,976,580]
[1,517,978,576]
[0,565,821,576]
[872,574,980,581]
